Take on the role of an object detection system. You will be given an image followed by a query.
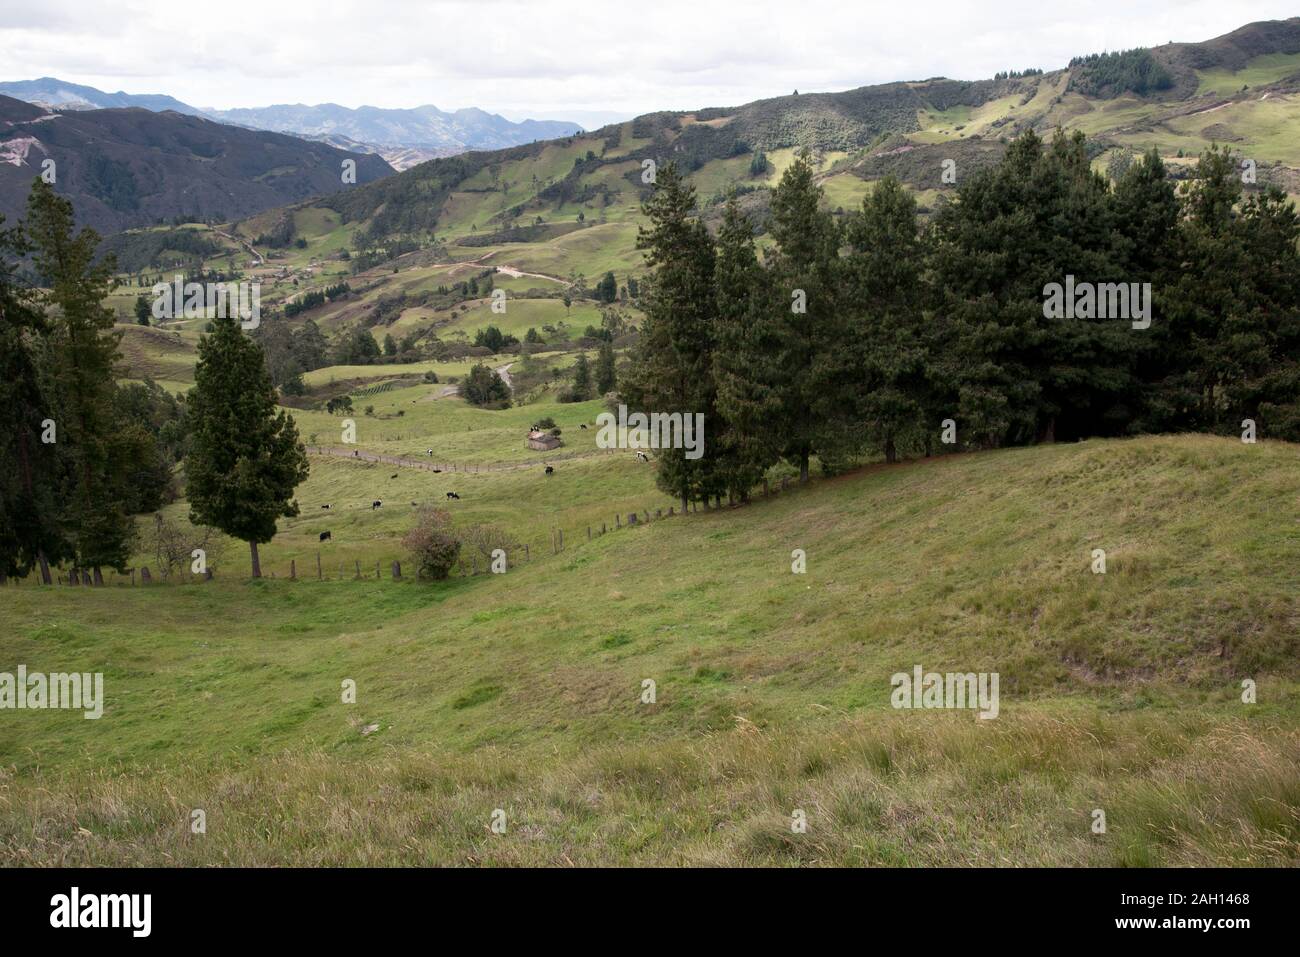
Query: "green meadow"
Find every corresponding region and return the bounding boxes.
[1,433,1296,865]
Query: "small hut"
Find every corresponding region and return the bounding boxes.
[527,429,561,452]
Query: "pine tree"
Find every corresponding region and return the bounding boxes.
[712,197,780,498]
[596,338,617,395]
[765,149,856,479]
[931,130,1136,446]
[186,316,309,578]
[842,177,930,463]
[572,352,592,400]
[25,179,137,579]
[621,163,718,511]
[0,212,70,583]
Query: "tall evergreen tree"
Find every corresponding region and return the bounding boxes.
[713,196,780,497]
[0,211,70,583]
[843,176,930,462]
[595,338,617,395]
[25,179,138,579]
[765,149,856,479]
[931,130,1135,445]
[621,163,718,511]
[186,316,309,578]
[571,352,593,400]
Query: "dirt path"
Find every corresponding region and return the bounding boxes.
[213,227,263,266]
[453,250,570,286]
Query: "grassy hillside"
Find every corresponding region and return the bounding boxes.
[1,434,1296,865]
[147,18,1293,379]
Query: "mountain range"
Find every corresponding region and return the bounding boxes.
[0,78,584,156]
[0,95,392,235]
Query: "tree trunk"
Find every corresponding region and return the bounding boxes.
[799,450,810,483]
[884,435,897,464]
[37,550,51,586]
[249,540,261,579]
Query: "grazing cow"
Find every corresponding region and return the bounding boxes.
[353,450,359,457]
[426,449,433,456]
[580,423,588,430]
[321,504,331,509]
[432,468,442,474]
[319,531,332,542]
[544,466,554,475]
[635,451,649,462]
[372,500,382,509]
[446,491,460,500]
[411,502,419,507]
[390,473,398,479]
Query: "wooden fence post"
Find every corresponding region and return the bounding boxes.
[290,559,296,580]
[392,561,401,580]
[354,560,361,580]
[524,544,529,562]
[317,552,323,581]
[587,526,591,541]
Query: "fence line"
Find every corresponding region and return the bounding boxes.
[2,474,803,587]
[305,444,621,474]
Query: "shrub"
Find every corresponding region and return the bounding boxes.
[402,508,461,581]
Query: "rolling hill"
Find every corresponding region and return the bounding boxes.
[0,95,393,234]
[0,433,1295,865]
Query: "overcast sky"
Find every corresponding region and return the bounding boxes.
[0,0,1293,126]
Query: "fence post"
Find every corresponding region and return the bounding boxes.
[317,552,322,581]
[130,569,136,586]
[616,514,621,528]
[601,522,606,534]
[354,560,361,580]
[524,544,529,562]
[587,526,591,541]
[392,561,401,580]
[290,559,296,580]
[140,567,152,584]
[376,560,381,580]
[628,513,638,526]
[558,529,563,551]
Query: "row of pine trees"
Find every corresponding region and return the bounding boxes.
[1,181,307,583]
[625,129,1300,510]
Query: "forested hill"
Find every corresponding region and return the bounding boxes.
[0,96,393,235]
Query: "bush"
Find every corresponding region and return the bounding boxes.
[462,363,511,408]
[402,508,461,580]
[459,523,521,565]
